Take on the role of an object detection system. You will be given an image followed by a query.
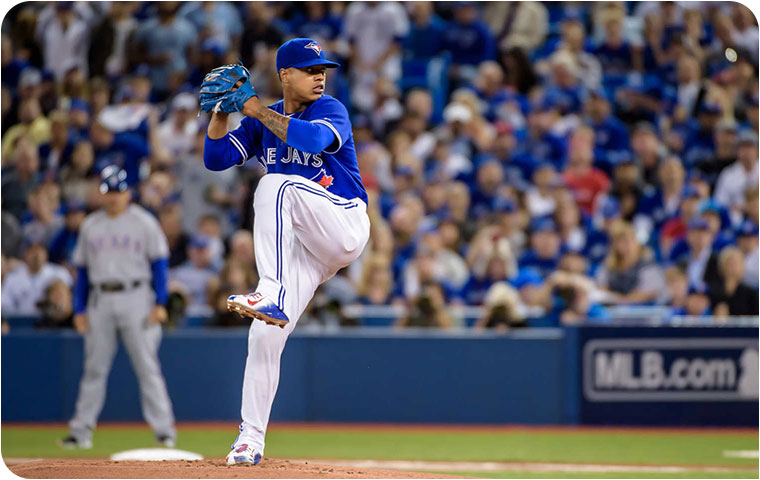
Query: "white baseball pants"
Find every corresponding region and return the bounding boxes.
[235,173,370,453]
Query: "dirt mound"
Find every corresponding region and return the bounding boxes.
[6,458,465,479]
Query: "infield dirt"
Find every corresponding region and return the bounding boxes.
[5,458,467,479]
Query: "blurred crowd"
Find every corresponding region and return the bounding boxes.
[1,1,758,330]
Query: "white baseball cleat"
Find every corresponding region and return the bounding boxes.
[225,443,262,465]
[227,292,290,328]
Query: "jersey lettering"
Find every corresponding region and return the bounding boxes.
[266,148,276,164]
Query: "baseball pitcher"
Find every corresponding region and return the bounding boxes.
[60,166,176,449]
[200,38,370,465]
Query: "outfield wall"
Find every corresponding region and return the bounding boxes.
[2,326,757,426]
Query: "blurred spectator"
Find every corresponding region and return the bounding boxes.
[735,220,759,288]
[518,217,561,277]
[36,2,90,81]
[710,246,759,316]
[178,2,242,53]
[670,218,720,290]
[484,2,548,53]
[169,235,218,312]
[59,139,97,206]
[22,182,63,246]
[344,1,409,113]
[671,284,712,317]
[2,97,51,160]
[48,200,87,265]
[2,135,41,221]
[1,237,72,316]
[663,265,689,310]
[476,281,524,331]
[714,130,758,217]
[397,280,452,328]
[549,271,610,325]
[157,93,200,158]
[357,254,393,305]
[35,278,73,328]
[403,2,446,61]
[595,221,665,305]
[159,202,189,268]
[442,2,495,88]
[131,2,196,99]
[562,126,610,214]
[176,131,241,236]
[88,2,139,78]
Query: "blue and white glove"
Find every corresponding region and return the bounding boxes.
[199,62,257,114]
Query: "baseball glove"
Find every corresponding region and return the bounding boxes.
[199,62,257,114]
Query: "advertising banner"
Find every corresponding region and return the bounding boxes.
[577,327,759,426]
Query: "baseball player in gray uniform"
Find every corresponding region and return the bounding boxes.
[60,166,176,449]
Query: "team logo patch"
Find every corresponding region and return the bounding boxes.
[304,42,322,55]
[311,168,334,188]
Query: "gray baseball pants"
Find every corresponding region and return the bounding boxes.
[69,284,175,441]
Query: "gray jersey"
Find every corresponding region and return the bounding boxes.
[73,204,169,283]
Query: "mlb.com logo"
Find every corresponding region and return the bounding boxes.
[583,338,759,402]
[305,42,322,55]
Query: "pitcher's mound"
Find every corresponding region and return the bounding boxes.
[110,448,203,461]
[7,458,467,478]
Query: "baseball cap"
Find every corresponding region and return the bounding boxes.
[738,129,759,146]
[19,67,41,88]
[681,185,701,200]
[443,103,472,123]
[530,216,557,234]
[62,200,86,215]
[189,235,211,249]
[276,38,340,72]
[511,268,544,289]
[171,92,198,111]
[99,165,128,193]
[70,98,90,113]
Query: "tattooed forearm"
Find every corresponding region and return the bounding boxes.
[257,108,290,143]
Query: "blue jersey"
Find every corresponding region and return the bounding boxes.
[228,95,367,204]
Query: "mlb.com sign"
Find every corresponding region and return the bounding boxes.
[583,338,758,402]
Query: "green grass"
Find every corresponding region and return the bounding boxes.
[1,424,757,479]
[449,472,760,479]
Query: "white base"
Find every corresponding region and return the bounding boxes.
[110,448,203,461]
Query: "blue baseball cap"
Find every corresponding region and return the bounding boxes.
[511,268,544,289]
[189,235,211,249]
[99,165,128,193]
[530,216,557,233]
[681,185,701,200]
[276,38,340,72]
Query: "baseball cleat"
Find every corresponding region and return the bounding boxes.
[225,444,262,465]
[58,436,93,450]
[157,435,176,448]
[227,292,289,328]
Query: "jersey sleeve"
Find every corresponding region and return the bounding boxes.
[71,220,88,267]
[309,97,352,154]
[143,213,170,261]
[228,116,261,164]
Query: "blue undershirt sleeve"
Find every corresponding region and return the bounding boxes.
[73,267,89,314]
[204,134,247,171]
[150,258,169,305]
[286,119,337,154]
